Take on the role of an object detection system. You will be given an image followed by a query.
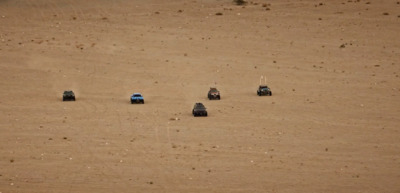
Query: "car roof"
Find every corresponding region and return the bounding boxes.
[259,85,269,88]
[195,103,206,108]
[133,93,142,95]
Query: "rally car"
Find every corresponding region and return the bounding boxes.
[208,87,221,100]
[192,103,208,117]
[131,93,144,104]
[257,85,272,96]
[62,90,75,101]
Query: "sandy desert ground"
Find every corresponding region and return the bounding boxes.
[0,0,399,192]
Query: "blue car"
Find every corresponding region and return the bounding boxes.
[131,93,144,104]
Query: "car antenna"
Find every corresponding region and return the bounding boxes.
[264,75,267,85]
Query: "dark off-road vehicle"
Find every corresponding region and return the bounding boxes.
[192,103,208,117]
[131,93,144,104]
[208,87,221,100]
[257,85,272,96]
[63,90,75,101]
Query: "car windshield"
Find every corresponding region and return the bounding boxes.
[195,104,205,109]
[133,94,142,97]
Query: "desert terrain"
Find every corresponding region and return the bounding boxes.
[0,0,399,192]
